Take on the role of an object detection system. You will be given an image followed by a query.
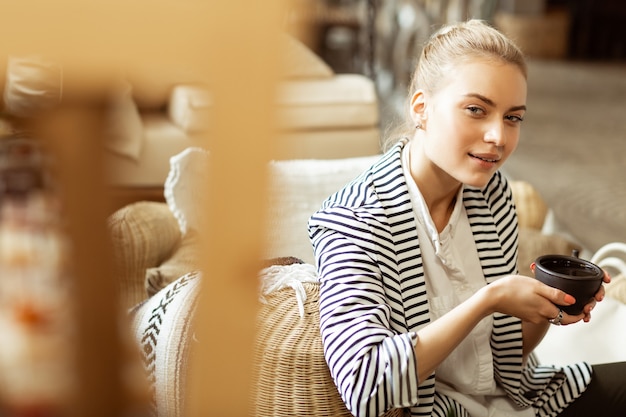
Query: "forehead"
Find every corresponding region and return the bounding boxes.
[435,58,527,105]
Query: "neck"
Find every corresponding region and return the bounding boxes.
[407,140,461,232]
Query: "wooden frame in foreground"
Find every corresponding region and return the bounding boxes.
[0,1,289,415]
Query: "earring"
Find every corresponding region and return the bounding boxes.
[415,122,422,130]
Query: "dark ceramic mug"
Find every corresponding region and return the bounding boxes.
[532,253,604,315]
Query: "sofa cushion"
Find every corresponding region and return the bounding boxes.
[276,74,379,130]
[129,271,201,417]
[167,74,378,134]
[3,55,63,118]
[104,80,144,160]
[105,113,195,187]
[167,85,211,133]
[2,56,144,161]
[276,127,382,160]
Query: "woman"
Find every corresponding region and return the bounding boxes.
[308,20,625,417]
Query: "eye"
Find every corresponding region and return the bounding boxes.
[505,114,525,123]
[466,106,485,116]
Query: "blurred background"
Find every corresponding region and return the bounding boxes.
[0,2,623,415]
[286,0,626,255]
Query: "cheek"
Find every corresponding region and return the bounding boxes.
[504,129,521,155]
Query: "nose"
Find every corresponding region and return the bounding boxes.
[484,120,505,146]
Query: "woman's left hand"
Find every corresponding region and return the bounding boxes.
[582,270,611,322]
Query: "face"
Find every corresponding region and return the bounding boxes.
[410,58,527,189]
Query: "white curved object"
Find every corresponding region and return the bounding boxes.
[591,242,626,275]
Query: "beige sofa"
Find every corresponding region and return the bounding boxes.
[0,35,381,195]
[108,147,626,417]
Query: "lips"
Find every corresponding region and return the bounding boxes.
[469,153,500,163]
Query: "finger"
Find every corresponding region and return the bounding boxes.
[547,308,563,325]
[563,310,585,326]
[584,299,597,314]
[595,284,606,302]
[603,269,611,284]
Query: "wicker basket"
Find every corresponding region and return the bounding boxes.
[252,280,404,417]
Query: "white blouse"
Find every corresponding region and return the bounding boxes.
[402,145,533,417]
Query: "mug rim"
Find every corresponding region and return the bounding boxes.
[534,254,603,281]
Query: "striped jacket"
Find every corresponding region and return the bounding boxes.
[308,141,591,417]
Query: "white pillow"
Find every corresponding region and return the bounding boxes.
[163,147,380,264]
[265,156,379,264]
[163,147,211,236]
[129,271,201,417]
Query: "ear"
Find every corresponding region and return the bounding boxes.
[410,90,427,126]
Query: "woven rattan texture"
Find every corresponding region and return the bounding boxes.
[252,281,404,417]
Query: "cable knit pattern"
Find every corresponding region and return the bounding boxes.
[108,201,182,309]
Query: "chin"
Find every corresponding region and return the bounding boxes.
[461,173,495,189]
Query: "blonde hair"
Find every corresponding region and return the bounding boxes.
[382,19,527,151]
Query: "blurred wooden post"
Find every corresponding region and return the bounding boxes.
[0,0,289,415]
[34,98,125,417]
[185,2,286,416]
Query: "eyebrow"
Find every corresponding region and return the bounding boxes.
[464,93,526,112]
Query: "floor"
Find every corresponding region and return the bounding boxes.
[379,59,626,254]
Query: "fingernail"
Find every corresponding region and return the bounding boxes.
[564,294,576,304]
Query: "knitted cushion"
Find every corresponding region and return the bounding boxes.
[129,271,201,417]
[253,263,404,417]
[145,231,200,297]
[108,201,182,309]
